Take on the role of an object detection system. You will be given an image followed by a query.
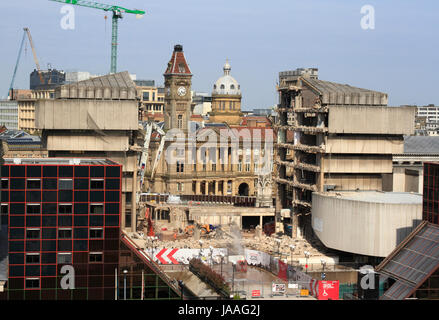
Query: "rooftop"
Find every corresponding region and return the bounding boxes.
[317,191,422,204]
[376,221,439,300]
[3,158,119,165]
[404,136,439,154]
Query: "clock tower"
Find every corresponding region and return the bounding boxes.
[163,44,192,132]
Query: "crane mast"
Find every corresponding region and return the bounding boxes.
[49,0,145,74]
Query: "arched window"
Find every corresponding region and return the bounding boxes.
[230,84,235,90]
[220,84,225,90]
[177,115,183,129]
[213,85,217,90]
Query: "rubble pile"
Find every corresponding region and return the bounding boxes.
[142,222,327,259]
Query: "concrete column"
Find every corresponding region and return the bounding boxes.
[214,180,219,195]
[195,181,201,194]
[131,155,137,233]
[259,215,263,228]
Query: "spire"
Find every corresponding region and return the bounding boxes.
[223,59,231,76]
[164,44,192,75]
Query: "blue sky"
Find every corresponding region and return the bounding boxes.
[0,0,438,109]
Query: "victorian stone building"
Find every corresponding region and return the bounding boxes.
[143,45,273,206]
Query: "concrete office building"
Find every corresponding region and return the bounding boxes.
[0,101,19,130]
[35,71,141,232]
[273,68,415,238]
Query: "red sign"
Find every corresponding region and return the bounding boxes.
[252,290,261,297]
[318,281,339,300]
[278,260,288,281]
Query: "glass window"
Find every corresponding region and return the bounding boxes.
[26,253,40,264]
[90,179,104,189]
[59,179,73,190]
[58,228,72,239]
[27,204,40,214]
[90,228,103,239]
[57,253,72,264]
[90,204,104,214]
[59,204,72,214]
[26,228,40,239]
[27,179,41,189]
[1,179,8,189]
[25,278,40,289]
[89,252,103,263]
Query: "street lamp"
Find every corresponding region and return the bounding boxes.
[321,259,326,280]
[274,238,281,259]
[304,251,310,274]
[209,246,214,268]
[231,261,236,298]
[289,245,296,266]
[123,269,128,300]
[220,253,225,277]
[199,240,203,259]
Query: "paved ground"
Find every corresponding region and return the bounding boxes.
[212,263,316,300]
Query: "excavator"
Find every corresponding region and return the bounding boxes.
[184,224,216,236]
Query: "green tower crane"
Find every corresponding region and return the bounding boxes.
[50,0,145,74]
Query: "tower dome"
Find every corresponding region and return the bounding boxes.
[212,60,241,96]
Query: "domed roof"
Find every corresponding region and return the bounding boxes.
[212,60,241,96]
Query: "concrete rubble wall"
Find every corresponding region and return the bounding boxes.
[326,136,404,154]
[46,133,129,151]
[35,99,138,130]
[328,106,415,135]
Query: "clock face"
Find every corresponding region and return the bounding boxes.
[177,86,187,97]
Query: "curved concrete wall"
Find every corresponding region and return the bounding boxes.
[311,193,422,257]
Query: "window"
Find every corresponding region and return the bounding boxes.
[220,84,225,90]
[177,115,183,129]
[26,179,41,189]
[90,204,104,214]
[178,63,186,73]
[25,278,40,289]
[231,84,235,90]
[176,161,184,173]
[57,253,72,264]
[59,204,72,214]
[89,252,103,263]
[58,228,72,239]
[1,179,8,189]
[238,160,242,172]
[27,204,41,214]
[1,204,7,214]
[212,164,216,171]
[143,91,150,101]
[90,228,103,239]
[245,163,251,172]
[59,179,73,190]
[177,183,184,192]
[90,179,104,189]
[26,253,40,264]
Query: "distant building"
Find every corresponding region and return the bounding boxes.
[0,158,122,300]
[274,67,415,238]
[192,92,212,116]
[423,162,439,224]
[0,100,18,130]
[136,80,165,122]
[0,129,46,158]
[208,60,243,126]
[30,69,65,90]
